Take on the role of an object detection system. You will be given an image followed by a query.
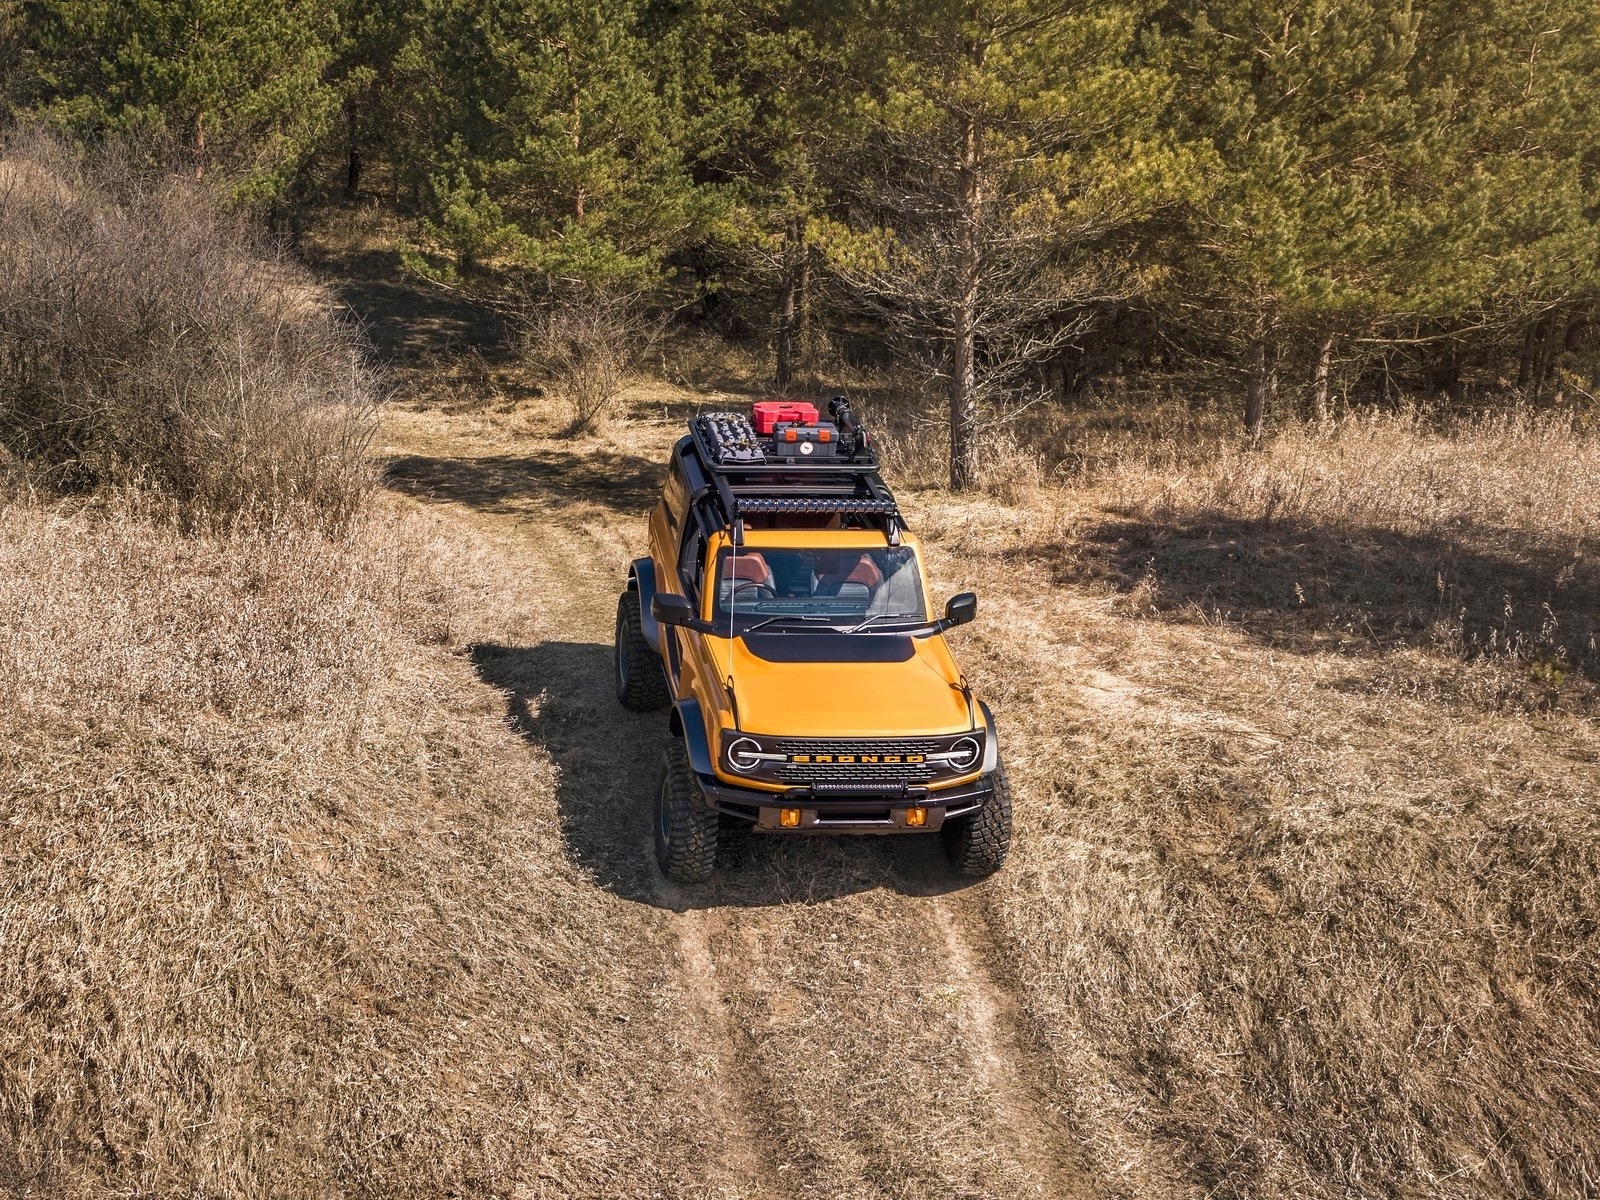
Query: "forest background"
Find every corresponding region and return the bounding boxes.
[5,0,1597,489]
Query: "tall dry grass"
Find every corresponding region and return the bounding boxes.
[871,390,1600,698]
[1102,405,1600,546]
[0,129,375,529]
[0,495,729,1197]
[905,397,1600,1198]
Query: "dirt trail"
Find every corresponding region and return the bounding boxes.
[382,407,1104,1199]
[935,900,1095,1200]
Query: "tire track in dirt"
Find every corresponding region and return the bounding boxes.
[933,894,1099,1200]
[480,494,794,1200]
[661,906,791,1199]
[428,471,795,1198]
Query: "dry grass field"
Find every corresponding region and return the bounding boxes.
[913,410,1600,1197]
[4,224,1598,1198]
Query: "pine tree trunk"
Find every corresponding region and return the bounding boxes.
[949,113,982,491]
[194,111,206,180]
[1312,332,1334,421]
[1563,311,1590,354]
[1244,334,1269,446]
[775,286,796,389]
[344,100,362,199]
[797,248,812,367]
[1517,318,1540,391]
[775,217,802,388]
[1534,312,1560,399]
[563,40,584,222]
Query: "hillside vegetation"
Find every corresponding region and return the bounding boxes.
[6,0,1600,485]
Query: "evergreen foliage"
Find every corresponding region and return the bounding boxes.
[389,0,714,289]
[19,0,341,199]
[3,0,1597,471]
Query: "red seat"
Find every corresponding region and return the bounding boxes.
[720,553,773,586]
[815,552,881,596]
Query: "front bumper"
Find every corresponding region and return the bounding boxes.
[698,772,995,833]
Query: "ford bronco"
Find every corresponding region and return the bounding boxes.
[614,397,1011,883]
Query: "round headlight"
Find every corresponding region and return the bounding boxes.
[947,736,981,770]
[726,736,765,773]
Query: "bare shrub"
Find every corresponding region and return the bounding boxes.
[517,287,661,433]
[0,128,376,529]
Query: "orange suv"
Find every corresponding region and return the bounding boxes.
[614,398,1011,882]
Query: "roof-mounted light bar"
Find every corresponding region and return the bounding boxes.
[734,498,899,516]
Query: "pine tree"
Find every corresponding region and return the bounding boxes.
[1417,0,1600,397]
[393,0,712,290]
[828,0,1182,489]
[1158,0,1600,430]
[686,0,846,385]
[328,0,420,200]
[22,0,341,199]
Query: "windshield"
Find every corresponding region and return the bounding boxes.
[711,546,928,631]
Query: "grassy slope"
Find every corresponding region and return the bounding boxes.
[916,413,1600,1198]
[0,503,756,1198]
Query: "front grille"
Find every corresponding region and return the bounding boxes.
[724,731,983,789]
[774,760,937,784]
[770,737,944,756]
[767,736,949,785]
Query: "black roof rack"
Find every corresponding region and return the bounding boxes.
[679,395,904,546]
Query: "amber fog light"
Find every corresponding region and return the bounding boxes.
[779,808,802,828]
[905,806,927,828]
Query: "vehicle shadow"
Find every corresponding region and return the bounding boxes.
[385,450,666,516]
[469,639,970,910]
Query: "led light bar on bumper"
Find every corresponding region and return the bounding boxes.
[719,730,985,787]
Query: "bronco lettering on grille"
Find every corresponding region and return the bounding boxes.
[790,753,925,764]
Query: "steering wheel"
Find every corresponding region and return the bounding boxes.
[728,580,776,602]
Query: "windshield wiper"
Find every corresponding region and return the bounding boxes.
[739,614,835,636]
[843,612,923,634]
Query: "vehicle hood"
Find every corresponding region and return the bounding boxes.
[724,631,975,738]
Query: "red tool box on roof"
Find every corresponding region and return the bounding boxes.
[751,400,819,435]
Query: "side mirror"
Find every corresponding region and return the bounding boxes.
[651,593,698,627]
[943,592,977,627]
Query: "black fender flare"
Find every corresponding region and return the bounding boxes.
[979,701,1000,774]
[669,698,716,777]
[627,557,662,653]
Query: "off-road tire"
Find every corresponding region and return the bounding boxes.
[943,761,1013,877]
[655,739,719,883]
[615,589,669,712]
